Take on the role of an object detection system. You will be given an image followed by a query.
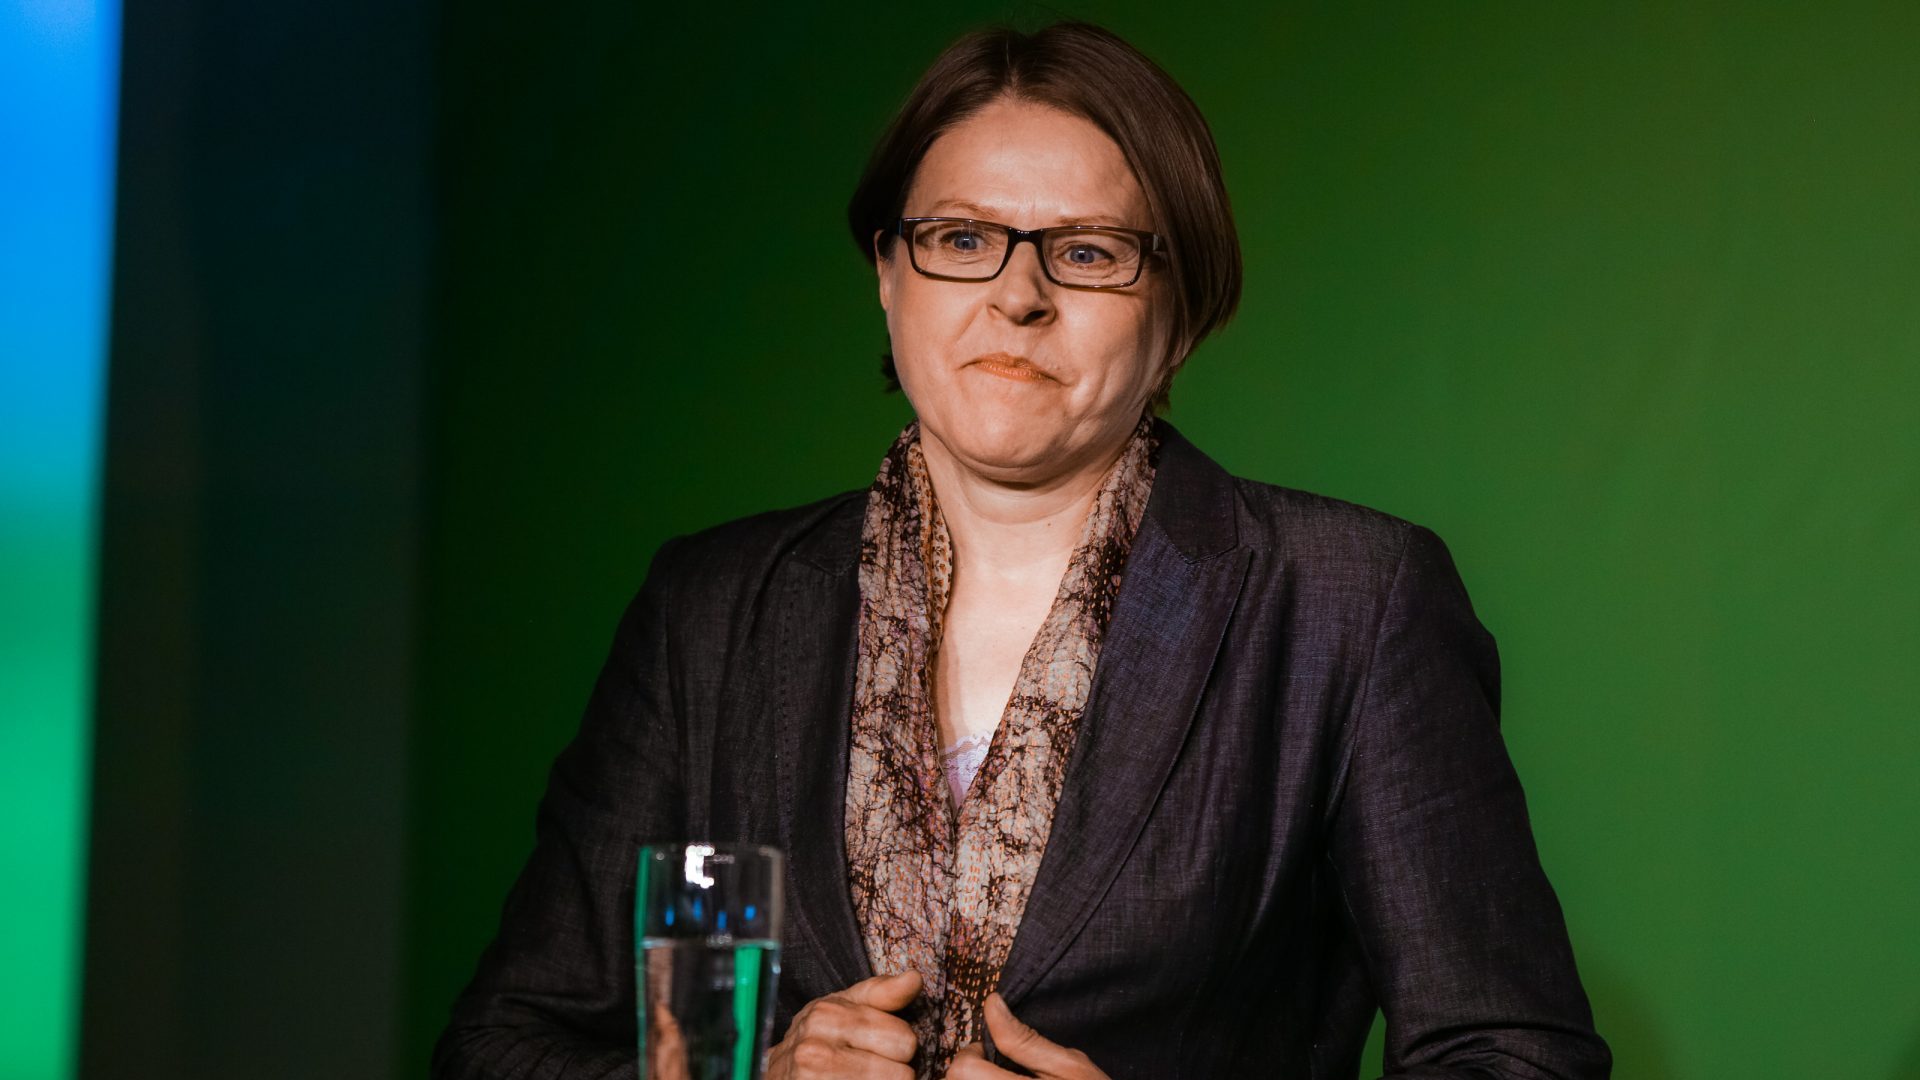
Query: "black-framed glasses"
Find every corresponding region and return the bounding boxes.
[893,217,1165,288]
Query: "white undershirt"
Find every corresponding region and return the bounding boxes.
[941,732,993,807]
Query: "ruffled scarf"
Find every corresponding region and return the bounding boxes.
[843,417,1156,1077]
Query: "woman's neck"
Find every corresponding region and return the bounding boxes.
[917,428,1125,584]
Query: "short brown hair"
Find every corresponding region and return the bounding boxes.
[847,21,1242,407]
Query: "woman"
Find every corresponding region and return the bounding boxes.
[435,22,1611,1080]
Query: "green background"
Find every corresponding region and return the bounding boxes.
[82,2,1920,1078]
[410,3,1919,1077]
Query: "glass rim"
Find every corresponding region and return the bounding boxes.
[637,841,783,863]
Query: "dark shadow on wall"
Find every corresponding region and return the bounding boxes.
[1583,958,1679,1080]
[1888,1021,1920,1080]
[82,0,430,1077]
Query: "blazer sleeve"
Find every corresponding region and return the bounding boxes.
[432,538,688,1079]
[1326,525,1612,1079]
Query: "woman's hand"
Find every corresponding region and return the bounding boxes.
[948,993,1110,1079]
[765,970,923,1080]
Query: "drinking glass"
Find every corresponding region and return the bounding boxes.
[635,843,785,1080]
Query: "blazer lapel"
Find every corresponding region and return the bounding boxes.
[995,423,1249,1004]
[771,505,874,993]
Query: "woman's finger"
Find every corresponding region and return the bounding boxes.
[774,1036,916,1080]
[981,993,1105,1078]
[826,1044,916,1080]
[767,972,924,1077]
[813,972,920,1061]
[803,999,917,1063]
[946,1040,1013,1079]
[837,969,923,1012]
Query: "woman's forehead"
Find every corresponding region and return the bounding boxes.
[906,100,1151,228]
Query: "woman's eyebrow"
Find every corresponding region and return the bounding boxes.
[929,199,1121,227]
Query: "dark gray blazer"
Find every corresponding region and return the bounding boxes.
[434,422,1611,1079]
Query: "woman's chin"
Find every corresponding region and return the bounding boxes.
[922,416,1084,485]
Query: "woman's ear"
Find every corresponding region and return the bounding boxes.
[874,230,894,313]
[1150,343,1190,410]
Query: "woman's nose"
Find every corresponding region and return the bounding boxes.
[986,239,1057,325]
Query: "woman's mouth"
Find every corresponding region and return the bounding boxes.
[968,352,1055,382]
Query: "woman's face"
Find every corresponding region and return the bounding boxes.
[877,97,1175,485]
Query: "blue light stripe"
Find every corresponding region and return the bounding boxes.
[0,1,121,1076]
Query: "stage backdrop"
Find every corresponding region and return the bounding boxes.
[401,3,1920,1076]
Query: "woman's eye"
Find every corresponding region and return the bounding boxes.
[1064,244,1113,265]
[938,229,985,250]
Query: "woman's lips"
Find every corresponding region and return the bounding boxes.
[968,352,1055,382]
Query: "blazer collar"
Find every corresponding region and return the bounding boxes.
[1142,419,1240,562]
[771,420,1248,997]
[791,491,864,576]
